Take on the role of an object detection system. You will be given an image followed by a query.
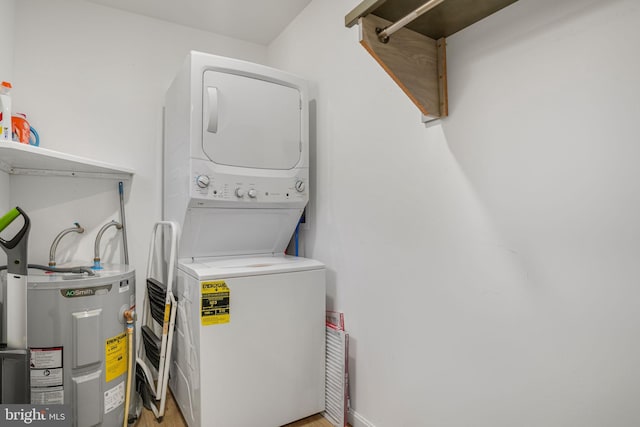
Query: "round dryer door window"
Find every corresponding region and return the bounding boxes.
[202,70,302,170]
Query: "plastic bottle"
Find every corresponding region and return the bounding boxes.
[0,81,12,141]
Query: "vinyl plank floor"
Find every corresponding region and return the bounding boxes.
[133,391,343,427]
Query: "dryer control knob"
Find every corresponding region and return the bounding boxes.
[196,175,210,188]
[295,180,305,192]
[248,189,257,198]
[235,188,245,198]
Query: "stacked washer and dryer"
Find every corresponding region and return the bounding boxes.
[163,52,326,427]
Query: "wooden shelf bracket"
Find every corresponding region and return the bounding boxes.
[346,0,519,122]
[359,14,447,120]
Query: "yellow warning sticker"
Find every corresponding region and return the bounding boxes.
[201,280,230,326]
[105,332,128,382]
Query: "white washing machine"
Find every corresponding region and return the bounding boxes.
[171,255,325,427]
[163,52,326,426]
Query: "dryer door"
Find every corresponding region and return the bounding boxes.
[202,70,302,170]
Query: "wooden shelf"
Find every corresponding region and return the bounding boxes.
[346,0,519,121]
[0,140,134,180]
[346,0,518,38]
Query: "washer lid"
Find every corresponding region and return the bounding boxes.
[202,70,302,170]
[179,255,324,280]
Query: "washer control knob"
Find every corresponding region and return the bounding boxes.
[235,187,245,198]
[248,189,258,198]
[196,175,210,188]
[295,180,305,192]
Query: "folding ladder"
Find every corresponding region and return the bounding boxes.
[136,221,180,421]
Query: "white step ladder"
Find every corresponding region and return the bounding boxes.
[136,221,180,421]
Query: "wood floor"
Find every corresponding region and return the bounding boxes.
[134,390,339,427]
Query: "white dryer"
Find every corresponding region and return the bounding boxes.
[163,52,325,427]
[164,51,310,259]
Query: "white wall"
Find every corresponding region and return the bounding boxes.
[0,0,15,264]
[0,0,14,81]
[268,0,640,426]
[10,0,266,306]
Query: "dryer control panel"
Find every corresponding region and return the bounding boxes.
[189,161,307,208]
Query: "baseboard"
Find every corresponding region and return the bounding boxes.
[348,409,376,427]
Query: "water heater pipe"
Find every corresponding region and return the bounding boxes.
[118,182,130,265]
[123,309,136,427]
[49,222,84,266]
[0,264,95,276]
[93,220,122,270]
